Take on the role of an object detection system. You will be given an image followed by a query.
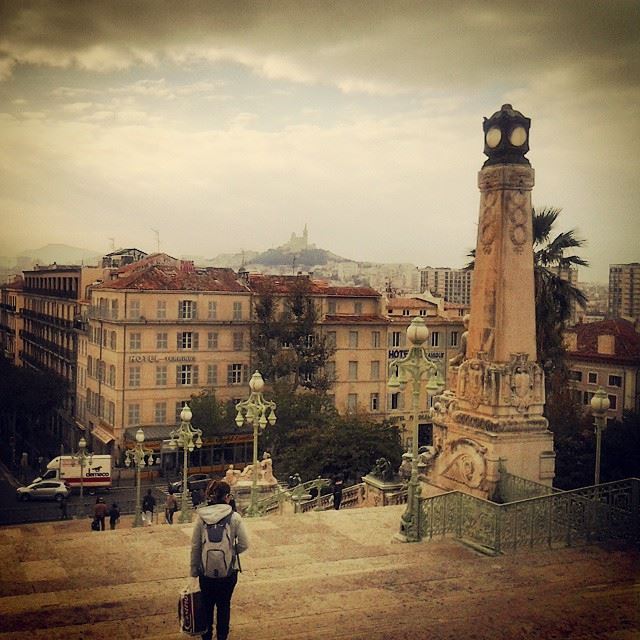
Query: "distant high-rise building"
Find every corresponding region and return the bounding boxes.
[608,263,640,323]
[418,267,473,306]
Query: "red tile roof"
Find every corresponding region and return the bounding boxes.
[387,298,435,309]
[96,265,250,293]
[567,319,640,364]
[246,274,381,298]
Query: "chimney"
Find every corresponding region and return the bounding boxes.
[597,334,615,355]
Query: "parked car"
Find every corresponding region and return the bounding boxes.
[16,479,70,502]
[168,473,212,495]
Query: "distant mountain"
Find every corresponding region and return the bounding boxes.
[18,244,103,266]
[251,246,351,267]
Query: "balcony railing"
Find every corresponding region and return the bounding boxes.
[19,330,75,362]
[21,308,74,330]
[23,287,78,300]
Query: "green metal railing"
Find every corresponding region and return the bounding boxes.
[496,468,559,503]
[420,478,639,554]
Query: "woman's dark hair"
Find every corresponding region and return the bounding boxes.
[206,479,231,504]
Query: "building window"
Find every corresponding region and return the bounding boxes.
[208,332,218,349]
[157,300,166,319]
[450,331,458,347]
[233,302,242,320]
[402,309,410,316]
[110,331,117,350]
[390,392,403,410]
[431,331,440,347]
[129,366,141,387]
[583,391,595,405]
[391,331,402,347]
[328,300,336,314]
[354,302,363,314]
[154,402,167,424]
[233,332,244,351]
[129,332,141,350]
[419,309,427,316]
[179,300,196,320]
[178,331,194,350]
[227,363,246,385]
[177,364,196,385]
[568,370,583,382]
[325,361,336,381]
[371,331,380,348]
[157,332,168,349]
[156,365,167,386]
[348,361,358,380]
[106,401,115,425]
[370,393,379,411]
[370,360,380,379]
[326,331,337,348]
[129,300,141,319]
[347,393,358,412]
[349,331,359,348]
[108,365,116,387]
[588,372,598,384]
[608,394,618,410]
[127,404,140,426]
[207,364,218,385]
[208,301,217,319]
[608,375,622,388]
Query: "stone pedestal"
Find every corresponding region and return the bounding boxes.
[362,474,404,507]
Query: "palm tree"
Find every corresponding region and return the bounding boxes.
[466,206,588,371]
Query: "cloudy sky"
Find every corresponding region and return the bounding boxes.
[0,1,638,282]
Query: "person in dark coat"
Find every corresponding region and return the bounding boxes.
[332,476,344,510]
[94,497,108,530]
[108,503,120,530]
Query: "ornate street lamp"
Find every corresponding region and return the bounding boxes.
[235,371,277,517]
[72,436,93,514]
[124,428,156,528]
[388,317,444,542]
[590,388,610,486]
[168,404,203,523]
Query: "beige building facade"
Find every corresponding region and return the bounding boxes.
[609,263,640,324]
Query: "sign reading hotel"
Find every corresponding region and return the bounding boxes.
[128,354,195,363]
[388,350,445,361]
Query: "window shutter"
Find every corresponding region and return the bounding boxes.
[227,364,232,385]
[192,301,197,319]
[176,365,181,385]
[193,332,199,350]
[193,365,199,386]
[243,364,249,383]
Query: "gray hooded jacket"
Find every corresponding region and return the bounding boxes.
[190,503,249,578]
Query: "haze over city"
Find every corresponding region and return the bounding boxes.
[0,1,638,282]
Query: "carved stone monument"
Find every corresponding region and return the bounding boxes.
[432,105,555,499]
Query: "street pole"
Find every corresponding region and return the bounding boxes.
[168,404,202,524]
[124,428,155,527]
[590,388,610,486]
[388,317,444,542]
[235,371,277,517]
[72,437,92,516]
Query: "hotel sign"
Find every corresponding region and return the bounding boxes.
[388,350,445,361]
[128,354,195,363]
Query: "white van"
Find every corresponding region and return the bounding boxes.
[38,455,112,491]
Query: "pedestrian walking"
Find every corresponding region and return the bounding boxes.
[108,502,120,530]
[165,492,178,524]
[93,497,108,531]
[142,488,156,526]
[332,475,344,510]
[59,495,69,520]
[191,486,203,508]
[190,480,248,640]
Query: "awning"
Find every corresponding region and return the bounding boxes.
[91,424,115,444]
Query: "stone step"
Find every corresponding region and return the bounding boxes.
[0,506,638,639]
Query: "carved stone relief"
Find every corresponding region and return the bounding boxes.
[441,438,487,490]
[479,190,498,254]
[506,190,529,253]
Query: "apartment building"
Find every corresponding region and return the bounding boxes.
[247,274,389,417]
[418,266,473,305]
[77,262,253,457]
[609,263,640,324]
[385,296,465,449]
[0,277,24,364]
[565,319,640,422]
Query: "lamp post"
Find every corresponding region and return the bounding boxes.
[124,428,155,528]
[235,371,277,517]
[388,317,444,542]
[168,404,203,523]
[590,387,610,486]
[72,436,93,514]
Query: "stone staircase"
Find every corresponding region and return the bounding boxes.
[0,506,638,639]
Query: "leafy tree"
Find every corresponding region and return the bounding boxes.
[188,388,237,437]
[251,276,334,392]
[600,411,640,482]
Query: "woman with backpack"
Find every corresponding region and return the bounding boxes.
[190,480,249,640]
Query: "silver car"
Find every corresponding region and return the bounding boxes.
[16,480,70,502]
